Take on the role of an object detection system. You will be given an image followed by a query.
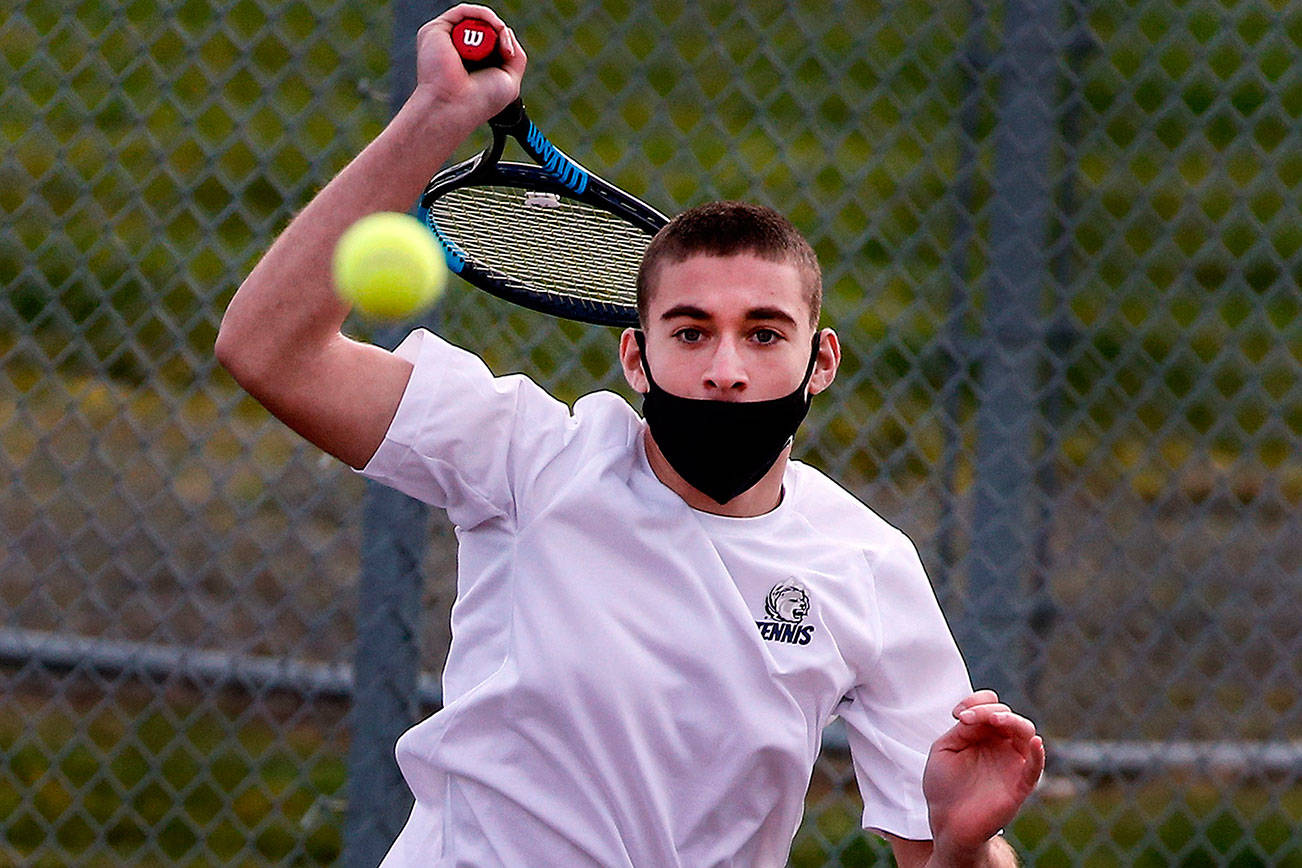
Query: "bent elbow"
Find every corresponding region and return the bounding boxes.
[213,324,236,373]
[214,315,268,394]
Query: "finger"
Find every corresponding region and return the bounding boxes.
[957,707,1038,742]
[418,6,506,50]
[1022,735,1046,789]
[500,26,527,73]
[439,3,506,30]
[952,690,1000,716]
[956,703,1012,724]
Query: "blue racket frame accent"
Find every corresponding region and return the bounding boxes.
[440,236,468,274]
[524,122,588,195]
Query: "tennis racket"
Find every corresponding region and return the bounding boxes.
[418,18,669,327]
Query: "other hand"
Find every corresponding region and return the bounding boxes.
[922,690,1045,862]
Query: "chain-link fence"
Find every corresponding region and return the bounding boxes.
[4,0,1301,864]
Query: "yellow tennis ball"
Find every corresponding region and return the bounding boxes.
[332,212,447,319]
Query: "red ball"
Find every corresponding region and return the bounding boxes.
[451,19,499,65]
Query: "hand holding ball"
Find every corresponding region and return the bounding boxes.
[332,212,447,319]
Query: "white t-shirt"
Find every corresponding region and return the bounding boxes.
[361,329,972,867]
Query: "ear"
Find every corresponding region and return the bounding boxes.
[619,328,649,394]
[808,328,840,396]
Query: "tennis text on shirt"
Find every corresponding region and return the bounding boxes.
[756,579,816,645]
[635,330,821,505]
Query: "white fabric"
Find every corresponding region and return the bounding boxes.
[361,329,972,867]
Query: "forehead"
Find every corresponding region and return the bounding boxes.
[645,253,808,321]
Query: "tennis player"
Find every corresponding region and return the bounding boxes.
[216,5,1045,866]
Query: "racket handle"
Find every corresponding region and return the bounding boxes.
[451,18,501,70]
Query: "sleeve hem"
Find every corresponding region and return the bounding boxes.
[863,809,933,842]
[356,328,450,477]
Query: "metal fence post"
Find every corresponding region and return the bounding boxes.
[962,0,1062,715]
[344,482,428,865]
[342,1,450,864]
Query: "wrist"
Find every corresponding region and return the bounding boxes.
[397,86,481,138]
[927,835,1016,868]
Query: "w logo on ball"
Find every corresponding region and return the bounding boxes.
[461,29,484,48]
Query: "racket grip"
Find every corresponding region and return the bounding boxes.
[451,18,501,70]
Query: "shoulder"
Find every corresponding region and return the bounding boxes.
[783,462,946,677]
[785,460,916,557]
[784,461,933,611]
[397,328,639,439]
[567,389,643,449]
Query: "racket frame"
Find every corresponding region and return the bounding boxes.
[418,100,668,327]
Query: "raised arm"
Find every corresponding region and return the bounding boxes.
[215,4,525,469]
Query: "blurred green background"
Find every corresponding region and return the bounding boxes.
[3,0,1300,864]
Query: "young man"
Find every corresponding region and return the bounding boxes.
[216,5,1044,866]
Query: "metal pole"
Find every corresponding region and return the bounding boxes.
[0,626,444,707]
[345,483,431,865]
[1026,7,1094,705]
[962,0,1061,714]
[343,1,451,863]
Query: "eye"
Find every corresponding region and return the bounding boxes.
[674,327,704,343]
[751,328,782,345]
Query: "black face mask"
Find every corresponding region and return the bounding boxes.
[635,330,821,505]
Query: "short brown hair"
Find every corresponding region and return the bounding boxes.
[636,201,823,328]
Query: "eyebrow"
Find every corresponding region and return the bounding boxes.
[660,304,799,327]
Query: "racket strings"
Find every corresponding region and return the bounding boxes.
[429,186,650,310]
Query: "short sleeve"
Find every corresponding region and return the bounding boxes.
[357,329,576,529]
[838,532,972,841]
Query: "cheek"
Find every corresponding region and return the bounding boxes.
[651,364,699,395]
[762,349,814,395]
[629,345,688,396]
[643,345,696,386]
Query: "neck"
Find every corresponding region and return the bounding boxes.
[643,427,789,517]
